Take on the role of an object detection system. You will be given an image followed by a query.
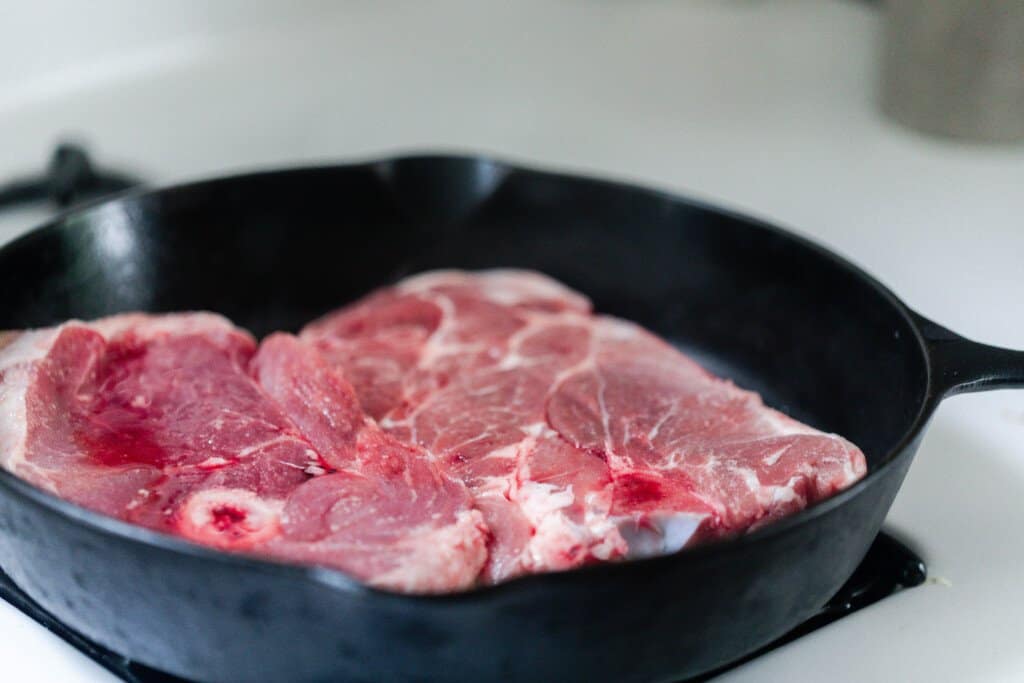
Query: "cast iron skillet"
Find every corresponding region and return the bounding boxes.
[0,155,1021,683]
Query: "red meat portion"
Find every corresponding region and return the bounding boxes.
[0,314,485,592]
[302,270,867,582]
[0,269,867,589]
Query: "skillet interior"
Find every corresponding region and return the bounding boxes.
[0,156,926,464]
[0,155,931,681]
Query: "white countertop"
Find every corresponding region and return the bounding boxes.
[1,1,1023,681]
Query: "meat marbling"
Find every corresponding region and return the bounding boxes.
[302,270,868,582]
[0,270,867,590]
[0,313,486,592]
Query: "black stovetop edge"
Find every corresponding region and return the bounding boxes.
[689,530,926,681]
[0,530,925,683]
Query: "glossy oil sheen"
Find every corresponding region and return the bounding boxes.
[0,156,963,682]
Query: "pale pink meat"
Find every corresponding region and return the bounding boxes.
[251,334,487,590]
[0,314,485,592]
[302,269,868,582]
[0,269,868,590]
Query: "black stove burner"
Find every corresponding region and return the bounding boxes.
[0,531,925,683]
[0,143,143,212]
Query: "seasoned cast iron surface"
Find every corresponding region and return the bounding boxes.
[0,532,924,683]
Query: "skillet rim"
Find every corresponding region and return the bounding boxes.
[0,152,938,601]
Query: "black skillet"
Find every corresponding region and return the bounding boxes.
[0,155,1021,683]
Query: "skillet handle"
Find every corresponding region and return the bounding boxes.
[914,312,1024,398]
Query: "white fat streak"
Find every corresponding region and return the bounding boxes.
[514,476,627,569]
[479,441,521,462]
[748,473,805,515]
[231,434,296,459]
[516,480,575,518]
[515,475,587,568]
[738,466,763,494]
[545,319,599,388]
[521,422,549,438]
[197,456,230,469]
[839,440,867,484]
[495,352,529,371]
[584,523,627,560]
[525,514,591,568]
[761,443,794,467]
[390,280,599,437]
[412,292,458,368]
[479,271,580,306]
[393,270,472,294]
[207,407,288,434]
[770,485,798,505]
[378,416,400,430]
[495,308,593,371]
[464,383,505,398]
[0,328,62,485]
[580,489,626,560]
[502,307,587,349]
[595,370,621,464]
[379,290,470,436]
[396,269,590,311]
[90,311,243,345]
[646,404,676,442]
[383,310,592,435]
[599,318,642,340]
[521,496,594,569]
[472,474,514,497]
[369,508,487,593]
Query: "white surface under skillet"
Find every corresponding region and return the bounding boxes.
[0,1,1022,682]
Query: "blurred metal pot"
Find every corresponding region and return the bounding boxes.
[882,0,1024,143]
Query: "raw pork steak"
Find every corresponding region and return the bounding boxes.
[0,314,486,592]
[302,270,867,582]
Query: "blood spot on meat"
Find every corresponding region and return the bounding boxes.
[614,474,664,506]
